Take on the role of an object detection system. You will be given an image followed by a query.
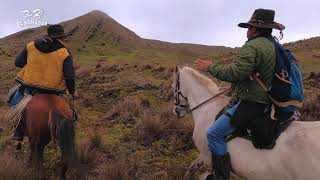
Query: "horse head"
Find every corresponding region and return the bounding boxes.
[172,66,190,118]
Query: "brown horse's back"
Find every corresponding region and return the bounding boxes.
[24,94,73,139]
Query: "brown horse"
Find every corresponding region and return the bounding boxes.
[19,94,75,179]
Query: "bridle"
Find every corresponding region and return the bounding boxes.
[174,69,190,116]
[173,68,232,119]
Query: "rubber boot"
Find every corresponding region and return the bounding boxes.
[206,153,231,180]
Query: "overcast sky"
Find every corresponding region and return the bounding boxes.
[0,0,319,47]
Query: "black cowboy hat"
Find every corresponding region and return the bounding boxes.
[238,9,285,31]
[45,24,72,39]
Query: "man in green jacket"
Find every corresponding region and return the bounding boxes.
[194,9,285,180]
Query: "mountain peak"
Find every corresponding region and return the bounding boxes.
[82,10,111,19]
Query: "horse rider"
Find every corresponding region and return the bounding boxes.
[194,9,287,180]
[8,24,79,141]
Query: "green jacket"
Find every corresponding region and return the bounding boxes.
[208,37,276,104]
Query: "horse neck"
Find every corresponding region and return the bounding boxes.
[180,70,229,128]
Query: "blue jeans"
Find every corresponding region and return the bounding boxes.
[207,101,241,156]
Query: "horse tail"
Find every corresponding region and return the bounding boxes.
[49,110,75,165]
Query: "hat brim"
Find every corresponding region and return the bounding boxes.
[238,22,285,31]
[45,32,73,39]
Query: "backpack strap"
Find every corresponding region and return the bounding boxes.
[252,74,303,108]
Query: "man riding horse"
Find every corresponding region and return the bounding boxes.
[195,9,300,180]
[8,24,79,141]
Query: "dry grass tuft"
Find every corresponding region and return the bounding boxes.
[100,159,130,180]
[79,95,96,107]
[140,64,152,71]
[138,107,177,140]
[88,128,104,149]
[140,98,150,109]
[161,66,174,80]
[0,152,31,179]
[76,138,96,164]
[301,94,320,121]
[139,111,166,136]
[107,97,146,121]
[178,116,194,136]
[100,156,142,180]
[137,105,194,146]
[76,66,93,78]
[76,128,104,164]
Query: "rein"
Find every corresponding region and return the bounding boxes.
[178,87,232,118]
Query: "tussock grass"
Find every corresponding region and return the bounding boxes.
[162,66,174,80]
[76,138,96,164]
[76,128,104,164]
[88,128,104,149]
[100,159,130,180]
[138,111,166,137]
[0,152,31,179]
[178,116,194,136]
[301,94,320,121]
[76,66,93,78]
[140,64,152,71]
[137,106,192,143]
[107,97,147,121]
[80,96,96,107]
[100,156,142,180]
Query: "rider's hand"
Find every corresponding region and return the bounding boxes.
[194,59,213,72]
[72,91,80,99]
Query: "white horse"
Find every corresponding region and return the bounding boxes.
[172,66,320,180]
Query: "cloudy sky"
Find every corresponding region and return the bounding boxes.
[0,0,319,47]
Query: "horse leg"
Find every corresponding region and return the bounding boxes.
[14,141,23,158]
[28,138,35,167]
[60,160,67,180]
[16,141,22,151]
[38,145,45,180]
[184,156,205,180]
[30,138,46,180]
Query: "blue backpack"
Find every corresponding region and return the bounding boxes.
[254,37,304,112]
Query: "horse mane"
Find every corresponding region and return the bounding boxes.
[181,67,220,94]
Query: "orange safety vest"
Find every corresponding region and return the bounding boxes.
[16,41,70,91]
